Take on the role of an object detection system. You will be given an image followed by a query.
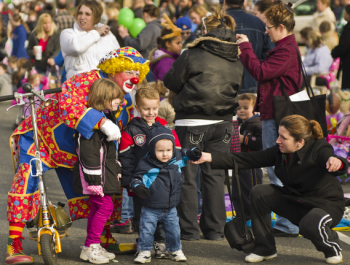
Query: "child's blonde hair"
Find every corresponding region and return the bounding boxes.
[28,73,40,84]
[88,79,124,111]
[238,93,257,107]
[135,87,160,106]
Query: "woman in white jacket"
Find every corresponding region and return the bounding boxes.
[60,0,120,80]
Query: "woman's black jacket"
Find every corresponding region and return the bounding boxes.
[163,28,244,122]
[211,138,348,226]
[26,29,60,72]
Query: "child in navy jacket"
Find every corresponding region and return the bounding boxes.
[131,124,201,263]
[235,93,263,221]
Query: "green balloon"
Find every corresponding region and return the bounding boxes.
[129,18,146,38]
[118,8,134,29]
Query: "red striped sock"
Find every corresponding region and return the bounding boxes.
[9,222,25,239]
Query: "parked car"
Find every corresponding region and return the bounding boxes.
[292,0,317,44]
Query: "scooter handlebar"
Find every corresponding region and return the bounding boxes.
[0,87,62,102]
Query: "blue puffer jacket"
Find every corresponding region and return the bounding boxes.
[131,150,189,209]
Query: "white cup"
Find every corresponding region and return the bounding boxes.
[34,46,42,60]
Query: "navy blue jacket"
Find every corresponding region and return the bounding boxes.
[226,8,273,93]
[119,117,181,189]
[130,150,189,209]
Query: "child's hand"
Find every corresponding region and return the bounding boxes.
[134,185,150,199]
[117,173,122,181]
[239,134,244,143]
[186,147,202,162]
[87,185,104,197]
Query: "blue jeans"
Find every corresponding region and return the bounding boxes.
[138,207,181,252]
[121,188,134,222]
[262,119,299,234]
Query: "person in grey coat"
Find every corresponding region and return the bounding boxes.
[118,5,162,59]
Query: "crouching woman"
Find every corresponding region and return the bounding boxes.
[194,115,347,264]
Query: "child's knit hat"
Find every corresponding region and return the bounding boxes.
[148,122,175,160]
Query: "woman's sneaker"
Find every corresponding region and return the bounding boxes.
[245,253,277,263]
[80,244,109,264]
[134,251,152,263]
[153,242,168,259]
[97,244,115,260]
[326,253,343,264]
[169,249,187,262]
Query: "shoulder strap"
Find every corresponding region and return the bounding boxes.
[226,160,250,237]
[291,45,315,98]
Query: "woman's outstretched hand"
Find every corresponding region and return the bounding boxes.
[192,152,212,164]
[236,34,249,44]
[326,157,342,172]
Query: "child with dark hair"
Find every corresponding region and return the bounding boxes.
[149,14,182,81]
[234,93,262,221]
[131,124,201,263]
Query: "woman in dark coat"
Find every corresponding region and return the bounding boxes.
[332,4,350,89]
[163,7,243,241]
[26,13,60,74]
[194,115,347,264]
[236,1,302,237]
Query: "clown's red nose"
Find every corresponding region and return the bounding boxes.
[130,77,139,84]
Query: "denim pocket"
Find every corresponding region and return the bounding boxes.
[187,126,209,145]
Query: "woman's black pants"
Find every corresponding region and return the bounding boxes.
[250,184,342,258]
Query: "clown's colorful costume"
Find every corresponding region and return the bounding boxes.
[5,47,150,265]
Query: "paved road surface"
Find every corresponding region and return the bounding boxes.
[1,102,350,265]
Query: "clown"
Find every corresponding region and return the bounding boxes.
[6,47,150,265]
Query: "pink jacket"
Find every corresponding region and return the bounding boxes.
[239,34,302,120]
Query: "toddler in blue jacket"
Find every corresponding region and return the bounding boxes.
[131,124,201,263]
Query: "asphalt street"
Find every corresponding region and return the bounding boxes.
[1,102,350,265]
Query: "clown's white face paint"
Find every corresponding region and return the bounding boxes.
[123,79,137,94]
[111,70,140,94]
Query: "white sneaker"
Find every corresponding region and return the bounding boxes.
[80,244,109,264]
[134,251,152,263]
[97,244,115,260]
[154,242,168,259]
[245,253,277,263]
[169,249,187,262]
[326,253,343,264]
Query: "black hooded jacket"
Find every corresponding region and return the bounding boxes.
[163,28,244,121]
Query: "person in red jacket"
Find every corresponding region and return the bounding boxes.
[236,1,302,237]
